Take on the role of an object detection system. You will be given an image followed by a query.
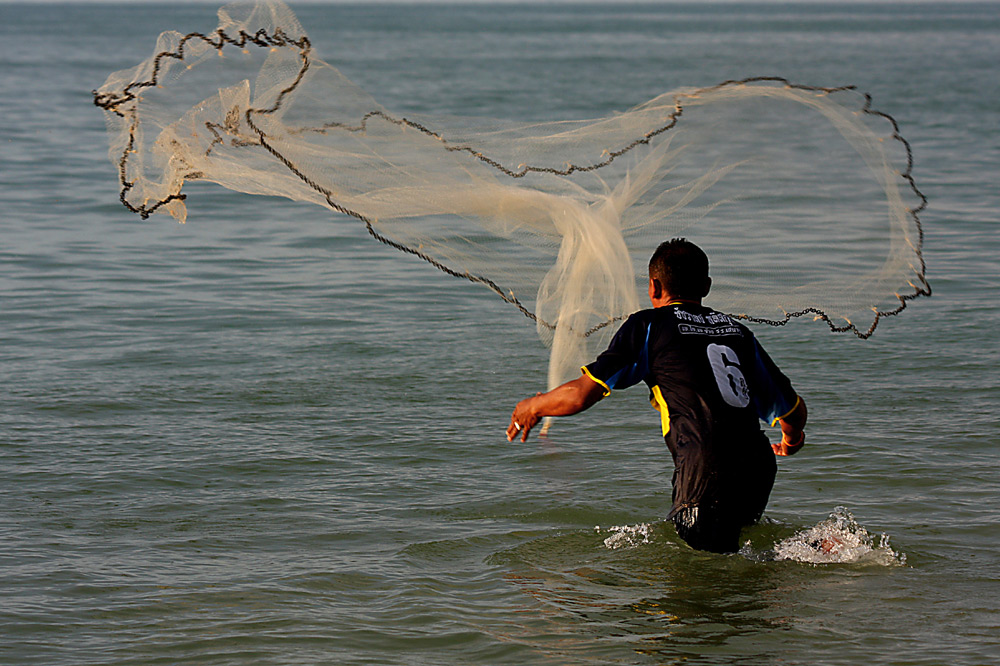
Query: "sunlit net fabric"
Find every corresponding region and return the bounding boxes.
[93,0,929,389]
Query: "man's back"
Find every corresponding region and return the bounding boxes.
[584,301,799,550]
[586,302,796,442]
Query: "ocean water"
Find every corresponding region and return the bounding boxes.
[2,2,999,665]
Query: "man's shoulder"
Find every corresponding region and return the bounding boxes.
[626,307,661,323]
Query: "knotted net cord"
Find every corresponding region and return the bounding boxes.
[94,0,930,389]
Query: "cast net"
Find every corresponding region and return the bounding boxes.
[93,0,929,389]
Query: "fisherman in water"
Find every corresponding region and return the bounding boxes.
[506,238,808,553]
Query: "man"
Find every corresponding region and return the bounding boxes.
[506,238,807,553]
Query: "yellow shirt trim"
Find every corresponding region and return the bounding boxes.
[771,394,802,427]
[650,385,671,437]
[580,366,611,397]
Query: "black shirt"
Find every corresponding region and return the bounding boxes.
[583,301,799,514]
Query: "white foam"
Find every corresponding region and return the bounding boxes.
[597,523,653,550]
[765,506,906,566]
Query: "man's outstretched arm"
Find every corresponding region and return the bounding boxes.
[506,375,607,442]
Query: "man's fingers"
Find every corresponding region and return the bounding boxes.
[514,414,537,442]
[517,418,531,442]
[507,412,531,442]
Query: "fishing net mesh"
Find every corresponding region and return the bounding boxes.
[94,0,929,388]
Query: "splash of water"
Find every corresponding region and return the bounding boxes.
[598,523,653,550]
[762,507,906,566]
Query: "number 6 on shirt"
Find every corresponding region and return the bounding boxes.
[707,343,751,408]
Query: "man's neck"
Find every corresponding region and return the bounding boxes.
[653,295,702,308]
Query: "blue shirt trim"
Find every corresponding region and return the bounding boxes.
[604,323,651,391]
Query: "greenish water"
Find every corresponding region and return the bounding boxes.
[1,2,998,664]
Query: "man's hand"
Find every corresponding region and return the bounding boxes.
[506,394,542,443]
[506,376,606,443]
[772,430,805,456]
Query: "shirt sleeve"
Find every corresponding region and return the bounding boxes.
[582,314,651,396]
[748,337,799,425]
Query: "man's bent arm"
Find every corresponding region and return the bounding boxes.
[774,396,808,456]
[506,376,606,442]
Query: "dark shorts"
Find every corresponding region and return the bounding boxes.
[671,502,765,554]
[669,434,777,553]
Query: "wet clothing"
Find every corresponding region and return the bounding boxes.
[582,301,799,553]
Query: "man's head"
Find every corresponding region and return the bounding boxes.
[648,238,711,304]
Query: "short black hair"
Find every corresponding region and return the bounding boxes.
[648,238,710,299]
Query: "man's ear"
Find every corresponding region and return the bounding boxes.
[649,276,665,299]
[702,277,712,298]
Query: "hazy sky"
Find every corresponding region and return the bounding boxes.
[6,0,997,4]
